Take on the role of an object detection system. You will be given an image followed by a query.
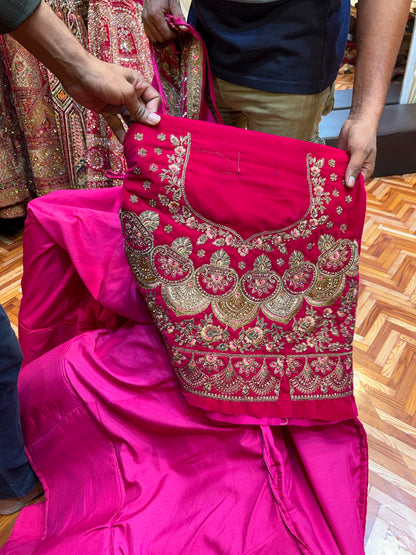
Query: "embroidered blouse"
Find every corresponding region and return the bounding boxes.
[120,115,366,421]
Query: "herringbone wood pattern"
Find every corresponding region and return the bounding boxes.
[356,174,416,553]
[0,173,415,552]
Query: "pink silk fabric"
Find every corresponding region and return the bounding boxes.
[1,181,368,553]
[121,115,366,420]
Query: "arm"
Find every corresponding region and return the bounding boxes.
[10,1,160,141]
[338,0,411,186]
[142,0,186,42]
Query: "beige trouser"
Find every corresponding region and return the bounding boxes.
[213,77,335,143]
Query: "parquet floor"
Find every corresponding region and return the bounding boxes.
[0,173,416,552]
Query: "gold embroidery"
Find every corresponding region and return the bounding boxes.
[121,131,361,405]
[172,350,353,402]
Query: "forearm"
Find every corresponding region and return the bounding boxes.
[350,0,411,124]
[10,0,89,87]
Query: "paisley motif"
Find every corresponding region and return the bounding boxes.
[151,245,194,284]
[127,250,159,288]
[195,265,238,298]
[240,270,281,302]
[283,252,317,295]
[317,239,355,275]
[120,211,154,252]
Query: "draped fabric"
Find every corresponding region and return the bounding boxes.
[0,184,367,554]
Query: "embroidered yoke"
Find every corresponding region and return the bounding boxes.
[120,115,366,420]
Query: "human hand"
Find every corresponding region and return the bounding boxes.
[62,55,160,143]
[337,115,377,188]
[142,0,187,42]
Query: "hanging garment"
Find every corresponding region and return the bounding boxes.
[85,0,154,188]
[0,0,88,218]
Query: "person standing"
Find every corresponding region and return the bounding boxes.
[142,0,412,187]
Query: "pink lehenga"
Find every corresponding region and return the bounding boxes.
[2,110,368,553]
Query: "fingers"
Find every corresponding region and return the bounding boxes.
[337,118,376,188]
[125,75,161,125]
[344,148,376,188]
[98,66,161,138]
[142,0,177,42]
[168,0,186,26]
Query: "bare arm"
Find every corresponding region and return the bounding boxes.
[338,0,411,186]
[10,1,160,141]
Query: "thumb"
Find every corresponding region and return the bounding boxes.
[344,153,363,189]
[130,100,161,125]
[125,82,161,126]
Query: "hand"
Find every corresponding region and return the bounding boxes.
[337,115,377,188]
[62,55,161,143]
[142,0,187,42]
[10,1,161,143]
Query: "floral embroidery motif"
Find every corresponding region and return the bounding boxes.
[121,129,363,407]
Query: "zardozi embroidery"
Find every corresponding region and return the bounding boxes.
[121,129,361,406]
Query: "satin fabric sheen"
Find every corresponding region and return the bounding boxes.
[2,181,367,553]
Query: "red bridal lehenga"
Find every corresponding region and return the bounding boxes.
[0,0,153,217]
[0,0,89,218]
[2,113,368,554]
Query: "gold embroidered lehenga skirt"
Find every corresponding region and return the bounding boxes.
[0,0,153,218]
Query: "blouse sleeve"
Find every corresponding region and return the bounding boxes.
[0,0,42,34]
